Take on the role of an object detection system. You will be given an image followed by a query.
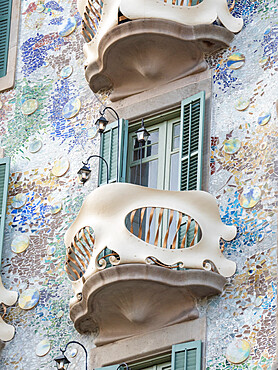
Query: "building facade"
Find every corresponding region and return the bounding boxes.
[0,0,277,369]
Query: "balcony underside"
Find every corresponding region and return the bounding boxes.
[85,19,234,101]
[70,264,226,346]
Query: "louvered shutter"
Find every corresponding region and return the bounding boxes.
[172,340,202,370]
[99,119,128,185]
[179,91,205,191]
[178,91,205,248]
[0,0,12,78]
[0,157,10,268]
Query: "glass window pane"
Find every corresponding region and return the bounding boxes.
[170,152,179,191]
[133,147,145,161]
[130,159,158,189]
[172,137,180,150]
[146,143,158,157]
[173,123,180,137]
[148,129,159,144]
[172,123,180,150]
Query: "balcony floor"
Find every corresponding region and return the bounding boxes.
[70,264,226,346]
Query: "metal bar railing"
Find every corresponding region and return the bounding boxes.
[127,207,200,250]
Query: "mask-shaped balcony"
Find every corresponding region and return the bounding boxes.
[65,183,236,346]
[78,0,243,101]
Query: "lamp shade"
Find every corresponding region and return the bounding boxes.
[136,119,150,144]
[54,353,71,369]
[95,115,109,133]
[77,164,91,185]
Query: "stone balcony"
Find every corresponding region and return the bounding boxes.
[77,0,243,101]
[64,183,237,345]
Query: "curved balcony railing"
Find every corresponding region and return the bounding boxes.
[79,0,243,44]
[78,0,243,100]
[65,183,237,305]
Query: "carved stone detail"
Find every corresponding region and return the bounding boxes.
[85,19,234,101]
[70,264,226,346]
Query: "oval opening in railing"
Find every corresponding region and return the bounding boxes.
[65,226,95,281]
[125,207,202,250]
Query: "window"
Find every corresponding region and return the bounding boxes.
[0,0,20,91]
[95,340,202,370]
[0,157,10,265]
[99,91,205,192]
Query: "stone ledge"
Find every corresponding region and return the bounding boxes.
[70,264,225,346]
[89,317,206,368]
[85,19,234,101]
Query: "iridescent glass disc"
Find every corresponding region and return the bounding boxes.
[87,126,98,139]
[59,17,77,37]
[70,348,78,357]
[19,288,40,310]
[11,235,29,253]
[57,310,64,318]
[36,339,51,357]
[223,138,241,154]
[12,193,27,209]
[235,98,250,111]
[21,99,38,115]
[51,157,70,177]
[50,201,62,214]
[60,65,73,79]
[36,4,45,13]
[62,97,81,119]
[239,186,261,208]
[29,140,42,153]
[259,56,268,67]
[227,53,245,69]
[47,245,56,256]
[258,112,271,126]
[226,339,251,364]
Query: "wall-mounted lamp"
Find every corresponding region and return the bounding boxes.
[77,155,109,185]
[54,340,88,370]
[95,114,109,134]
[135,119,150,145]
[135,119,150,185]
[95,106,120,181]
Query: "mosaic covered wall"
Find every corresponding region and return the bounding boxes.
[0,0,277,368]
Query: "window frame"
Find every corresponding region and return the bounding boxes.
[0,156,10,268]
[96,340,202,370]
[0,0,21,91]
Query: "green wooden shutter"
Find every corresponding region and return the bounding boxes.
[98,119,128,185]
[172,340,202,370]
[0,0,12,78]
[179,91,205,191]
[178,91,205,248]
[0,157,10,270]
